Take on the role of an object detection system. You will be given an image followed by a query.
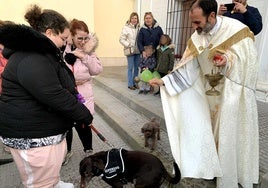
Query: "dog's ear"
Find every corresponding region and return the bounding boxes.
[91,151,107,169]
[153,126,160,134]
[141,123,147,133]
[92,157,105,169]
[79,157,92,176]
[141,123,149,133]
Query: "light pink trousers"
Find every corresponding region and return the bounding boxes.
[9,139,67,188]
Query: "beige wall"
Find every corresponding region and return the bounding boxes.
[0,0,136,66]
[94,0,135,66]
[0,0,94,29]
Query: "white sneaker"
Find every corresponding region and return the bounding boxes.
[3,146,11,154]
[84,149,93,157]
[62,151,73,166]
[54,181,74,188]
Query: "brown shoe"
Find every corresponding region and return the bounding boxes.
[128,86,136,90]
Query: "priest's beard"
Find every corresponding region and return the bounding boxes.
[196,19,214,35]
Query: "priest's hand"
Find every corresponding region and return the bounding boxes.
[149,78,164,86]
[213,54,227,67]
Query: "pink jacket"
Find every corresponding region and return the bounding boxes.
[64,44,103,114]
[0,53,8,93]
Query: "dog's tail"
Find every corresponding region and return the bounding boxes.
[164,162,181,184]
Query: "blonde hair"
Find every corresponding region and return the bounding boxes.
[128,12,139,24]
[144,12,154,20]
[144,45,155,53]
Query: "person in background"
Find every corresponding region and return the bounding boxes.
[62,18,102,165]
[0,44,6,93]
[218,0,262,35]
[137,12,163,58]
[0,20,12,94]
[138,45,156,94]
[150,0,259,187]
[0,20,13,161]
[119,12,140,90]
[154,34,175,95]
[0,5,93,188]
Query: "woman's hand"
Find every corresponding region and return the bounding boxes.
[233,2,247,13]
[72,49,86,59]
[218,4,227,15]
[83,33,99,54]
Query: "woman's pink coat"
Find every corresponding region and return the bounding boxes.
[65,45,103,114]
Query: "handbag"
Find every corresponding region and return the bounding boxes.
[123,27,139,56]
[124,47,135,56]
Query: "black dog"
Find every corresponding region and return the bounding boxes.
[79,148,180,188]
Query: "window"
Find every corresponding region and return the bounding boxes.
[166,0,195,58]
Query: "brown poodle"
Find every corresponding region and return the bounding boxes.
[141,117,160,150]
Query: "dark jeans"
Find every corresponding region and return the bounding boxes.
[66,124,92,152]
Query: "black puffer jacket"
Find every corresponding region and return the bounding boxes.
[0,24,93,138]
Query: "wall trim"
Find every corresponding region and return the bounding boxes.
[100,57,127,66]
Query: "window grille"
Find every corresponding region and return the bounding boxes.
[166,0,195,59]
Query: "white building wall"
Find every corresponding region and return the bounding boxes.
[137,0,167,32]
[150,0,168,33]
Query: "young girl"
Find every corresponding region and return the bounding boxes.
[138,45,156,94]
[155,34,175,77]
[154,34,175,95]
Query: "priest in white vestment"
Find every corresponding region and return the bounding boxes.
[149,0,259,188]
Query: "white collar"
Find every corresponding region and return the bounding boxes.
[209,16,222,36]
[201,16,222,36]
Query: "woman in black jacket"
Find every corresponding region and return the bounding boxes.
[0,5,92,188]
[137,12,163,57]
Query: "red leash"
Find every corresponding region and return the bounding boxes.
[90,124,115,148]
